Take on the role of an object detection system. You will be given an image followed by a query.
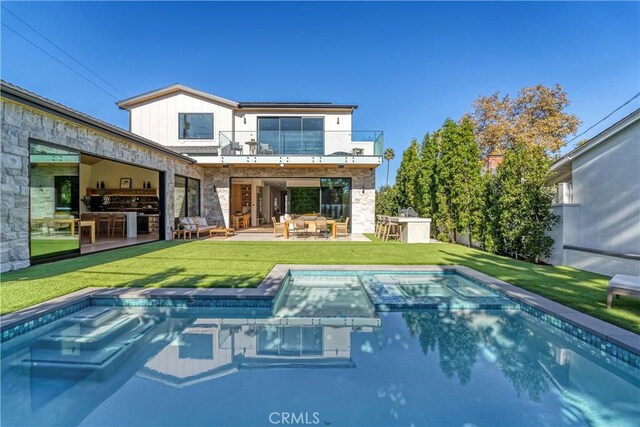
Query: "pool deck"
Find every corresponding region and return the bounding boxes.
[2,264,639,357]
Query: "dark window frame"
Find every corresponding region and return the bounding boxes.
[28,138,166,264]
[174,174,201,219]
[257,116,325,155]
[178,113,214,140]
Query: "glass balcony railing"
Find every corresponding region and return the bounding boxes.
[218,131,383,156]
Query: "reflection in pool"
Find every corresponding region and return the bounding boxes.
[1,305,638,427]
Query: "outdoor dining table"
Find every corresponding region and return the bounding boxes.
[283,219,337,240]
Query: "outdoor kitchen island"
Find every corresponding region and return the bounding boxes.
[389,217,432,243]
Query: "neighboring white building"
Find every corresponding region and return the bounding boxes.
[546,109,640,276]
[117,84,383,233]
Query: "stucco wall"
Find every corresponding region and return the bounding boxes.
[201,166,376,234]
[544,119,640,276]
[571,123,640,255]
[544,204,579,266]
[1,98,202,272]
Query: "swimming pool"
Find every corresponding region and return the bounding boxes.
[1,269,639,426]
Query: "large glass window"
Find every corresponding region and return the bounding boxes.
[257,327,323,356]
[29,142,80,259]
[258,117,324,155]
[174,175,200,222]
[174,175,187,219]
[179,113,213,139]
[320,178,351,225]
[187,178,201,217]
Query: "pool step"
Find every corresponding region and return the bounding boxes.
[275,288,375,318]
[14,316,158,378]
[34,315,140,350]
[62,306,118,327]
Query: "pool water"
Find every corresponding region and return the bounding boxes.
[2,272,639,426]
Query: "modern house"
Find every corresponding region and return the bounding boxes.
[546,108,640,276]
[116,84,382,232]
[0,81,382,272]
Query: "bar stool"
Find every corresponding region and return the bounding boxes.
[111,214,126,237]
[384,218,402,242]
[375,215,384,239]
[242,214,251,228]
[376,215,388,240]
[81,213,95,243]
[97,213,111,237]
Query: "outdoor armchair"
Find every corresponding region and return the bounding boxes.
[336,217,350,237]
[273,216,285,237]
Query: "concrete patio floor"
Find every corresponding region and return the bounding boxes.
[207,232,372,242]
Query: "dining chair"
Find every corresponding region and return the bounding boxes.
[292,218,307,239]
[315,217,329,239]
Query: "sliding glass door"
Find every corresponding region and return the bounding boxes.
[320,178,351,225]
[174,175,201,223]
[29,142,80,260]
[258,117,324,155]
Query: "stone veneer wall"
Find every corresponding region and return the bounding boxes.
[1,98,203,272]
[201,166,376,234]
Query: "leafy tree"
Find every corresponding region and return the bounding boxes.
[481,313,554,402]
[375,185,399,216]
[383,148,395,186]
[394,139,421,209]
[403,310,479,385]
[488,146,558,262]
[471,84,580,156]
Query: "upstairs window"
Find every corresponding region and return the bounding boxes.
[179,113,213,139]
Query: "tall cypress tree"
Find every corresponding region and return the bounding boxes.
[417,132,438,218]
[491,146,558,262]
[434,119,458,242]
[433,119,482,243]
[456,117,484,246]
[395,139,421,210]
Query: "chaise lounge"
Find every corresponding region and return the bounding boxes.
[607,274,640,308]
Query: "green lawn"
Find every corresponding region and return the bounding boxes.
[1,237,639,333]
[30,239,79,258]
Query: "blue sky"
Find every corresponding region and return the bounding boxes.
[2,1,639,184]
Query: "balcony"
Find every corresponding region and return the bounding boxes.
[218,131,383,157]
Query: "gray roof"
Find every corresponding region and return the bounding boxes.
[1,80,194,163]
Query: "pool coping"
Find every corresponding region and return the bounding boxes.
[1,264,638,357]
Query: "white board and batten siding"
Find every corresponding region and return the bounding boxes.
[129,93,234,147]
[129,91,359,154]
